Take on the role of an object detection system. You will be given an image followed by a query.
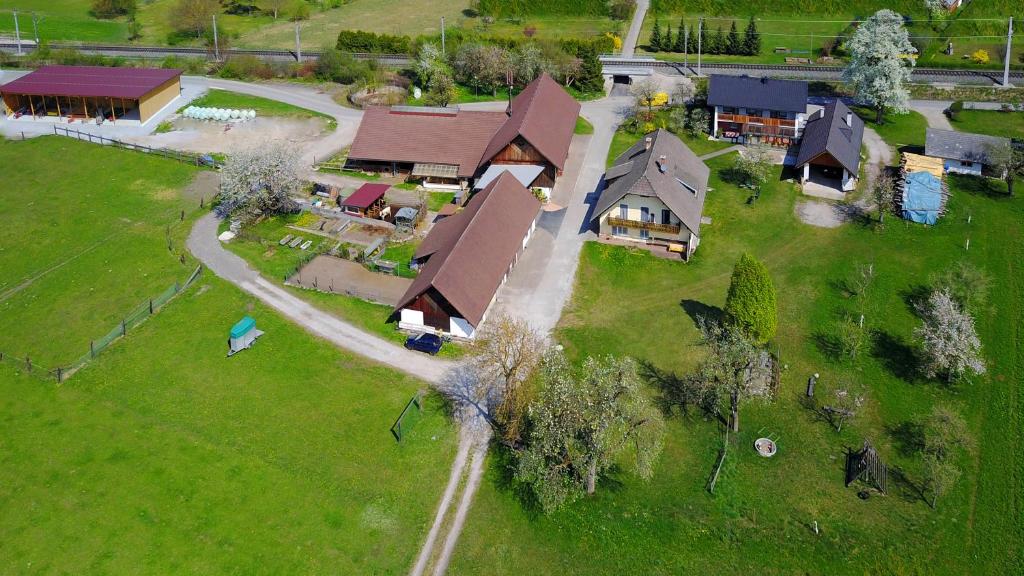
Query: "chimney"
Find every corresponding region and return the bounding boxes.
[846,112,853,127]
[644,137,653,151]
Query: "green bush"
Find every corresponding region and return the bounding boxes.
[476,0,609,17]
[336,30,411,54]
[90,0,136,18]
[315,48,372,84]
[723,253,777,343]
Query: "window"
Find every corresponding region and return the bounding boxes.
[747,109,762,118]
[661,209,672,225]
[722,106,737,114]
[619,203,628,219]
[612,225,628,236]
[639,229,650,241]
[961,161,973,167]
[640,206,650,222]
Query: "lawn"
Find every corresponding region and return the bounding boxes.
[184,89,337,128]
[448,152,1022,574]
[0,136,205,369]
[950,109,1024,140]
[380,239,419,278]
[427,191,456,211]
[0,275,458,574]
[0,0,127,42]
[852,105,929,151]
[574,116,595,135]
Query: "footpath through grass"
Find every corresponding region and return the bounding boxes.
[0,275,457,573]
[449,153,1022,574]
[0,136,205,368]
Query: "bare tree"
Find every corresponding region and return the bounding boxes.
[914,289,986,383]
[690,318,772,433]
[630,78,660,121]
[921,452,960,509]
[470,315,544,446]
[987,139,1024,196]
[216,146,301,222]
[171,0,219,36]
[258,0,288,18]
[672,77,695,105]
[870,172,897,222]
[920,405,971,509]
[823,380,866,432]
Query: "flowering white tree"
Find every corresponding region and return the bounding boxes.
[842,9,916,124]
[914,289,986,383]
[216,146,301,222]
[415,42,446,88]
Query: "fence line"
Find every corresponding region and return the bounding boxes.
[51,125,223,168]
[0,264,204,384]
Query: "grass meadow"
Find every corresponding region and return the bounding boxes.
[448,151,1022,574]
[950,109,1024,140]
[0,136,204,368]
[0,137,458,573]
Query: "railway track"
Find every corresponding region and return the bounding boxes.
[600,57,1024,82]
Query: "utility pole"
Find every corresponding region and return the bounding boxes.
[697,17,702,76]
[441,16,446,56]
[212,13,220,61]
[684,24,689,67]
[1003,17,1014,88]
[13,10,22,55]
[32,12,39,44]
[294,23,301,62]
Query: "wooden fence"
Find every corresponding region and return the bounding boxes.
[52,125,222,168]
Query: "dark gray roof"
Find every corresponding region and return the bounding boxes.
[592,129,710,237]
[795,100,865,174]
[925,128,1009,164]
[707,75,808,114]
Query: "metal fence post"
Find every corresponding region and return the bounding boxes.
[149,299,154,314]
[90,340,95,358]
[121,320,126,336]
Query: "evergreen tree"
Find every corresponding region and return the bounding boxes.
[575,43,604,93]
[726,21,741,55]
[650,20,663,52]
[743,16,761,56]
[688,21,699,53]
[724,253,778,343]
[673,18,687,52]
[710,25,724,55]
[665,23,673,52]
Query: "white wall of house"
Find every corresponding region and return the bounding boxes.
[943,159,983,176]
[842,168,856,191]
[450,317,475,339]
[597,194,689,244]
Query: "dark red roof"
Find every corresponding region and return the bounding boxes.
[348,106,507,178]
[478,73,581,172]
[396,171,540,326]
[341,183,389,208]
[0,65,182,99]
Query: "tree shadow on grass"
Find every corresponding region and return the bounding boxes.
[811,329,845,363]
[488,443,545,519]
[680,299,723,327]
[888,466,929,505]
[888,420,925,457]
[639,359,724,426]
[950,173,1009,199]
[871,329,922,384]
[900,284,931,318]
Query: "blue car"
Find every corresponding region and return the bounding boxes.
[405,332,443,355]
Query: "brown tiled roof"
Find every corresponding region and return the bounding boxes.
[0,65,181,99]
[395,171,540,326]
[347,106,506,177]
[477,73,581,172]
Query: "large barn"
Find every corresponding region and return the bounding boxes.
[346,73,580,195]
[1,65,182,125]
[394,171,541,339]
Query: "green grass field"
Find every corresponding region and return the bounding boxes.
[852,105,929,151]
[448,152,1022,574]
[0,136,205,368]
[950,109,1024,140]
[0,0,127,42]
[0,276,457,574]
[184,90,336,128]
[574,116,595,135]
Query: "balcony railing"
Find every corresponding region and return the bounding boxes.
[717,113,796,127]
[607,216,681,235]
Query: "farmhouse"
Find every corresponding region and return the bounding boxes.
[346,73,580,195]
[708,75,809,147]
[925,128,1010,176]
[794,99,865,192]
[394,171,540,339]
[592,129,710,260]
[0,65,182,125]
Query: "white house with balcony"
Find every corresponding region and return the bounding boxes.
[592,129,710,260]
[707,75,810,147]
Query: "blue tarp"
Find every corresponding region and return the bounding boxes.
[902,171,943,225]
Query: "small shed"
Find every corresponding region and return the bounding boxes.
[228,316,264,356]
[394,206,419,229]
[340,183,389,219]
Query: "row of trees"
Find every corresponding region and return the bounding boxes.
[649,17,761,56]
